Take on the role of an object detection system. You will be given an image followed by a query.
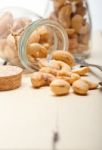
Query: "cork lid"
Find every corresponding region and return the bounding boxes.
[0,65,23,77]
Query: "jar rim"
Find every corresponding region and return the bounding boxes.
[19,19,69,72]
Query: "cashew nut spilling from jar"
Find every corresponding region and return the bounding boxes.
[72,79,89,95]
[30,49,99,97]
[57,76,71,84]
[31,72,55,88]
[28,30,40,44]
[40,59,71,77]
[40,66,58,76]
[31,72,47,88]
[6,34,16,48]
[70,73,80,84]
[72,67,90,76]
[50,79,70,96]
[83,79,98,90]
[37,26,49,44]
[27,43,48,58]
[52,50,75,67]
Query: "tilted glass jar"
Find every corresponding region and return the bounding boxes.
[0,7,68,71]
[47,0,92,57]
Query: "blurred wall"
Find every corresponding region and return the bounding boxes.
[0,0,102,30]
[88,0,102,30]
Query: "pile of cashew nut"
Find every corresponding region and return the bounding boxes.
[0,12,50,67]
[49,0,90,54]
[31,50,98,96]
[0,12,33,67]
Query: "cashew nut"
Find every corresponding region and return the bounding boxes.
[72,79,89,95]
[52,50,75,67]
[70,73,80,84]
[71,14,83,33]
[50,79,70,96]
[27,43,48,58]
[40,67,58,76]
[83,79,98,90]
[53,0,65,10]
[37,26,49,43]
[0,12,13,38]
[72,67,90,76]
[58,4,72,28]
[31,72,47,88]
[31,72,55,88]
[28,30,40,44]
[79,23,90,34]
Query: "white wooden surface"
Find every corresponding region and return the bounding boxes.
[0,32,102,150]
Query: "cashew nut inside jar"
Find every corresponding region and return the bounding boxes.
[48,0,92,57]
[0,7,68,72]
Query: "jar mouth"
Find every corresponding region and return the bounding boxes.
[19,19,69,72]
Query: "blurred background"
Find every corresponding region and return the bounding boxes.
[0,0,102,30]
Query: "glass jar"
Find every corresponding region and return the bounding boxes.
[47,0,92,57]
[0,7,68,71]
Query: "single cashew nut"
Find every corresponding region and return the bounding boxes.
[58,4,72,28]
[42,43,50,50]
[72,79,89,95]
[31,72,55,88]
[0,12,13,38]
[28,30,40,44]
[57,76,71,84]
[31,72,47,88]
[76,3,86,16]
[40,67,58,76]
[72,67,90,76]
[77,44,88,52]
[52,50,75,67]
[50,79,70,96]
[57,70,72,77]
[79,23,90,34]
[70,73,80,84]
[53,0,65,10]
[7,34,16,48]
[79,33,89,45]
[42,72,56,85]
[69,38,79,51]
[27,43,48,58]
[66,28,75,36]
[71,14,83,33]
[37,26,49,43]
[83,79,98,90]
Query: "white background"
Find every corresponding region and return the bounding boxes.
[0,0,102,30]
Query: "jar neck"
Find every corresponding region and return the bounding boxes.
[19,19,68,72]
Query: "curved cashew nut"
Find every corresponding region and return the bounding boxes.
[71,14,83,33]
[53,0,65,10]
[58,4,72,28]
[72,79,89,95]
[27,43,48,58]
[31,72,55,88]
[52,50,75,67]
[83,79,98,90]
[50,78,70,96]
[72,67,90,76]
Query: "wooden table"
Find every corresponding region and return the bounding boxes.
[0,32,102,150]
